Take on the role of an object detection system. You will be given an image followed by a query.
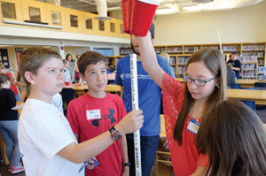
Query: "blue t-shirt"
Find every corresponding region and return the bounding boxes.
[115,54,174,136]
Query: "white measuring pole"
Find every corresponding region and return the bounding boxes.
[218,30,223,53]
[130,53,142,176]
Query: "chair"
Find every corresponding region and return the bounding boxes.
[240,100,256,111]
[228,84,241,89]
[254,82,266,89]
[61,88,75,116]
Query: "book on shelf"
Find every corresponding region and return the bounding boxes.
[169,57,176,65]
[222,46,238,51]
[242,45,265,51]
[241,56,257,62]
[184,47,199,52]
[177,66,186,74]
[177,56,189,65]
[167,47,182,53]
[242,63,256,70]
[258,66,266,74]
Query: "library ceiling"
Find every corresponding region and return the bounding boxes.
[59,0,263,15]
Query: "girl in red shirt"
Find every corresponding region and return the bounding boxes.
[137,32,227,176]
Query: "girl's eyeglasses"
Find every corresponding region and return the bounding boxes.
[183,74,217,87]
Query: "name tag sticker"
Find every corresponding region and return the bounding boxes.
[86,110,101,120]
[187,119,200,135]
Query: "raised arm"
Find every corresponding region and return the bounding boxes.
[137,32,165,88]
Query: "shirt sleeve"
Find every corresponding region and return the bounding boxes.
[196,153,209,167]
[67,101,80,134]
[117,97,127,122]
[162,73,185,150]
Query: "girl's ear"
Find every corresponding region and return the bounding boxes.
[24,71,36,85]
[216,77,221,86]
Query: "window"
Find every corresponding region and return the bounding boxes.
[93,48,113,57]
[51,11,61,25]
[29,7,41,22]
[1,2,16,19]
[120,24,124,34]
[110,22,115,33]
[99,20,105,31]
[70,15,78,27]
[85,18,92,29]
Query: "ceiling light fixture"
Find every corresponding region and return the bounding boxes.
[192,0,214,3]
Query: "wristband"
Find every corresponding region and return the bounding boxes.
[123,162,130,167]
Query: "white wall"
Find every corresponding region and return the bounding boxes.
[153,0,266,45]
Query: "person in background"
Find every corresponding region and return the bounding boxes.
[227,51,241,79]
[115,23,175,176]
[62,59,71,86]
[0,63,21,102]
[198,99,266,176]
[160,52,176,78]
[0,73,24,174]
[67,51,130,176]
[226,63,236,88]
[75,55,81,83]
[18,47,143,176]
[66,54,75,83]
[137,31,227,176]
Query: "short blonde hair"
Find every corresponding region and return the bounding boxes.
[160,52,170,63]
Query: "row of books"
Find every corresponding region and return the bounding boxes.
[169,57,176,65]
[155,48,166,53]
[242,64,257,70]
[222,46,238,51]
[242,52,264,57]
[242,45,265,51]
[177,56,190,65]
[167,47,183,53]
[184,47,199,52]
[177,66,186,74]
[242,71,257,77]
[240,56,257,62]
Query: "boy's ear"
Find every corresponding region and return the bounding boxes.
[80,73,86,81]
[24,71,36,85]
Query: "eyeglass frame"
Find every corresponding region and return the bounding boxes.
[183,74,217,87]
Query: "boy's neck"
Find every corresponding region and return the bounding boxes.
[88,90,107,99]
[28,89,53,104]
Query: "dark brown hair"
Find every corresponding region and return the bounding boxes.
[0,73,10,89]
[174,48,227,145]
[200,99,266,176]
[19,47,62,93]
[78,51,106,76]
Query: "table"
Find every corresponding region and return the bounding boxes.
[66,84,123,97]
[227,89,266,105]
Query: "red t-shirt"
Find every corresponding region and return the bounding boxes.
[6,72,19,95]
[67,93,127,176]
[162,73,209,176]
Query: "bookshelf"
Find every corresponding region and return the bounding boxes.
[118,42,266,79]
[240,55,258,79]
[106,55,124,68]
[241,43,265,67]
[169,54,190,77]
